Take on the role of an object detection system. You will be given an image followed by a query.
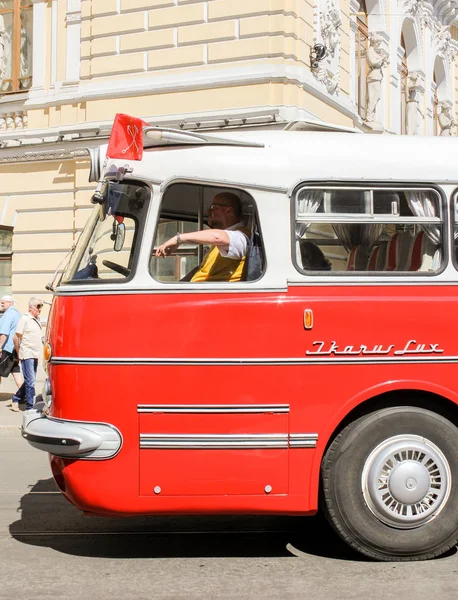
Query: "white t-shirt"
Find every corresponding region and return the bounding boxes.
[219,222,249,260]
[16,313,43,360]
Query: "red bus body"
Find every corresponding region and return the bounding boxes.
[22,128,458,560]
[46,284,458,516]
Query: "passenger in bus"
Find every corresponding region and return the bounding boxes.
[155,192,250,282]
[299,240,332,271]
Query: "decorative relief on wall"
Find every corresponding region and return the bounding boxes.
[434,24,457,62]
[312,0,342,95]
[405,0,432,29]
[0,148,89,164]
[321,0,342,58]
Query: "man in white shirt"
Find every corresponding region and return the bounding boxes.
[11,297,43,412]
[155,192,249,282]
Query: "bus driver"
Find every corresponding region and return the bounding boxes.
[155,192,250,282]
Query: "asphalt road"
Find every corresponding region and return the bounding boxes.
[1,430,458,600]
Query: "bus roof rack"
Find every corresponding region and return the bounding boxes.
[283,120,361,134]
[143,127,265,148]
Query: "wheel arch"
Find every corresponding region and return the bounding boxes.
[308,383,458,512]
[324,387,458,456]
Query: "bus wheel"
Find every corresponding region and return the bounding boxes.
[321,406,458,561]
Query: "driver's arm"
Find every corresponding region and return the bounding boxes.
[156,229,230,257]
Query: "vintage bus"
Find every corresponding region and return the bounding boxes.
[22,121,458,561]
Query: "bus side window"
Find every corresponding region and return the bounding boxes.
[293,186,443,274]
[150,183,265,283]
[453,193,458,267]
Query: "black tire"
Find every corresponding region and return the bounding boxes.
[321,406,458,561]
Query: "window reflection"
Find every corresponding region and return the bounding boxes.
[0,0,32,94]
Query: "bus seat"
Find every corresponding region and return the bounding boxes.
[242,224,263,281]
[367,244,387,271]
[367,246,379,271]
[385,234,399,271]
[407,231,439,272]
[346,245,368,271]
[385,232,412,271]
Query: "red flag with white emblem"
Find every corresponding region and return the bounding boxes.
[106,113,149,161]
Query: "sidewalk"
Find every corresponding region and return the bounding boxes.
[0,370,45,431]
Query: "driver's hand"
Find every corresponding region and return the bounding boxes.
[155,236,179,257]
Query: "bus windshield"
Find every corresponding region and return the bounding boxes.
[62,180,150,284]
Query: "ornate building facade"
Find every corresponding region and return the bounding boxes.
[0,0,457,313]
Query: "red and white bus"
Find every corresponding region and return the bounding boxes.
[22,122,458,561]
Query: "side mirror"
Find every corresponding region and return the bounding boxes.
[114,222,126,252]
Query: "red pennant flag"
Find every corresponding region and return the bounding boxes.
[106,113,149,161]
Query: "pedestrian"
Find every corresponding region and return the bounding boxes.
[11,297,43,412]
[0,295,22,394]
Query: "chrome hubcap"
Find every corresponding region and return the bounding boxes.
[361,434,451,529]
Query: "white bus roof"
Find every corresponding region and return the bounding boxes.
[105,130,458,191]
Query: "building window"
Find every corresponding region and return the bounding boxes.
[355,1,368,119]
[0,0,33,95]
[0,227,12,295]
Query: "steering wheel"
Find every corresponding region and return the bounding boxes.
[102,260,130,277]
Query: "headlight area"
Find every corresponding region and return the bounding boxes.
[21,410,122,459]
[43,342,52,373]
[39,379,53,409]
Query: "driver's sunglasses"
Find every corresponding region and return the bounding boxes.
[34,304,43,309]
[209,203,230,211]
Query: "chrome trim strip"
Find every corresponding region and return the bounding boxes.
[52,355,458,366]
[139,433,318,450]
[137,404,290,414]
[53,285,287,296]
[289,433,319,448]
[139,433,288,449]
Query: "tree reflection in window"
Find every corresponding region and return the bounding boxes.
[0,0,32,95]
[0,227,12,296]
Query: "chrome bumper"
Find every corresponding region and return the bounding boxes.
[21,405,122,459]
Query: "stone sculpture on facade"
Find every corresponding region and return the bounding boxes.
[406,72,423,135]
[438,101,455,136]
[321,0,342,58]
[311,0,342,95]
[365,33,389,124]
